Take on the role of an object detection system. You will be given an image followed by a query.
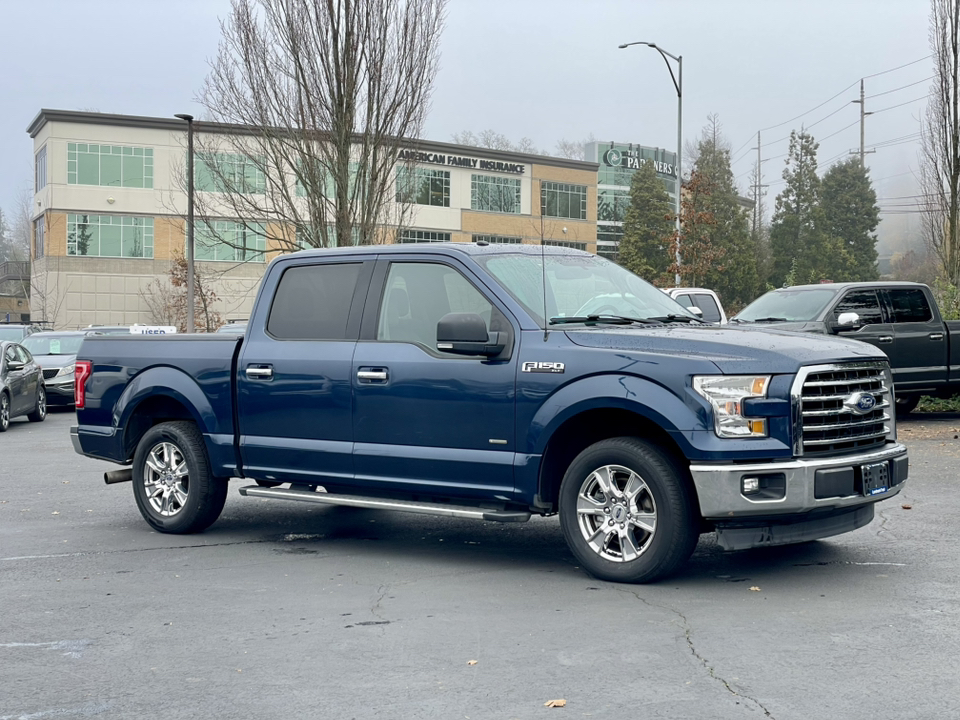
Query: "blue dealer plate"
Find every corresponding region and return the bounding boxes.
[861,461,890,496]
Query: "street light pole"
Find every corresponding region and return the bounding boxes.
[174,113,195,333]
[618,41,682,285]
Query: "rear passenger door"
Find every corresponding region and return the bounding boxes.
[237,258,374,485]
[690,293,723,323]
[882,287,948,390]
[351,257,518,500]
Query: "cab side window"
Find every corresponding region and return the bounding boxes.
[267,263,363,340]
[834,290,882,326]
[377,262,507,356]
[692,294,722,323]
[887,289,933,323]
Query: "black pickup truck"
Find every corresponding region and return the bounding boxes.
[734,281,960,414]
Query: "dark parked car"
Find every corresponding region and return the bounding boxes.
[21,331,93,406]
[733,281,960,414]
[0,340,46,431]
[0,322,44,342]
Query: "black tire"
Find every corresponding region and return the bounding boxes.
[0,392,9,432]
[558,437,700,584]
[27,385,47,423]
[895,394,920,417]
[131,421,228,533]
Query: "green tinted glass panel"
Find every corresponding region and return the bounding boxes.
[100,154,122,186]
[99,224,122,256]
[122,155,145,188]
[77,153,99,184]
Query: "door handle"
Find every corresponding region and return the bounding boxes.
[878,336,893,344]
[930,333,944,341]
[357,369,388,382]
[245,365,274,379]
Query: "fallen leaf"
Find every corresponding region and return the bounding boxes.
[749,586,761,592]
[544,699,566,708]
[467,660,478,666]
[901,504,913,510]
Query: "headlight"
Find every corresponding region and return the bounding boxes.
[57,364,76,377]
[693,375,770,438]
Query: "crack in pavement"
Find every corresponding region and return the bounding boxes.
[620,588,776,719]
[0,539,274,562]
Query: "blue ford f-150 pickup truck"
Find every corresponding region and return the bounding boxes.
[71,244,908,583]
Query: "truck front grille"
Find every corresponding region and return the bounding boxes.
[793,362,895,456]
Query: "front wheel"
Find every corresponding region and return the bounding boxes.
[558,437,700,584]
[132,421,228,534]
[0,392,9,432]
[895,394,920,417]
[27,385,47,422]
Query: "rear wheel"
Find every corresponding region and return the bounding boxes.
[132,421,227,534]
[558,437,700,584]
[27,385,47,422]
[0,392,9,432]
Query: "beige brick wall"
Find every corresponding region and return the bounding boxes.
[154,216,183,261]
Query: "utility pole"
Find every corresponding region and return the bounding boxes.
[850,79,876,167]
[751,131,768,236]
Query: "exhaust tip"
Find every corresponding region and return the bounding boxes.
[104,469,133,485]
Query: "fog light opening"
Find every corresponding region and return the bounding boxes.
[742,476,761,495]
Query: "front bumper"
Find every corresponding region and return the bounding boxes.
[689,442,908,519]
[45,379,75,404]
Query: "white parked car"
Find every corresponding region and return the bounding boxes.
[661,287,727,324]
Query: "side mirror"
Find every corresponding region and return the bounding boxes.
[833,312,861,332]
[436,312,505,357]
[7,361,25,372]
[687,306,703,317]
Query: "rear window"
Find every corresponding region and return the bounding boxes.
[267,263,362,340]
[887,289,933,323]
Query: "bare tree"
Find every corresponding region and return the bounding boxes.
[921,0,960,285]
[451,129,547,155]
[194,0,447,252]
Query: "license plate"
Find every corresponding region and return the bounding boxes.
[861,461,890,496]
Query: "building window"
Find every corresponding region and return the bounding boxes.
[67,143,153,188]
[34,217,45,258]
[541,182,587,220]
[196,220,267,262]
[396,167,450,207]
[196,153,265,194]
[35,146,47,192]
[471,174,521,214]
[544,240,587,251]
[472,234,522,244]
[397,229,451,243]
[67,214,154,258]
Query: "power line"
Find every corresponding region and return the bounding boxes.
[863,55,931,78]
[872,94,931,114]
[865,76,933,99]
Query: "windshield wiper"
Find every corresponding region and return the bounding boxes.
[644,314,708,324]
[549,314,663,326]
[742,316,789,323]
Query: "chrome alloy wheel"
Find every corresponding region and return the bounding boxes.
[37,387,46,418]
[0,394,9,430]
[575,464,657,563]
[143,441,190,517]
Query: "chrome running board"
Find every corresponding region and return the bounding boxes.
[238,485,531,523]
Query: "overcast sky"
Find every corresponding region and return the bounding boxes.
[1,0,932,254]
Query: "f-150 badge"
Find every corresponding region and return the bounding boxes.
[522,361,565,373]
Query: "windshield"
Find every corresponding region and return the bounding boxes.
[22,335,85,355]
[735,289,838,322]
[476,252,696,325]
[0,328,26,341]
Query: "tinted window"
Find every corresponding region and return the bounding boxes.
[14,345,30,363]
[377,262,500,355]
[267,263,362,340]
[673,293,693,307]
[887,289,933,323]
[692,294,722,323]
[835,290,883,326]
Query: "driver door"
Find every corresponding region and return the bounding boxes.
[830,289,896,357]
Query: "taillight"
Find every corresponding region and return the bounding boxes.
[75,360,93,409]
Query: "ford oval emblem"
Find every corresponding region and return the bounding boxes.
[844,392,877,415]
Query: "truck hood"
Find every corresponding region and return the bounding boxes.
[564,325,884,375]
[730,320,825,333]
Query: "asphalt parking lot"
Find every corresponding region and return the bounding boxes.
[2,409,959,720]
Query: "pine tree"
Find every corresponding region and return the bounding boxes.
[617,159,675,283]
[685,116,758,305]
[768,130,848,285]
[821,158,880,281]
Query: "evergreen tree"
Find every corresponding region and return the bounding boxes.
[821,158,880,281]
[617,159,675,283]
[768,130,852,285]
[0,207,9,263]
[685,116,758,305]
